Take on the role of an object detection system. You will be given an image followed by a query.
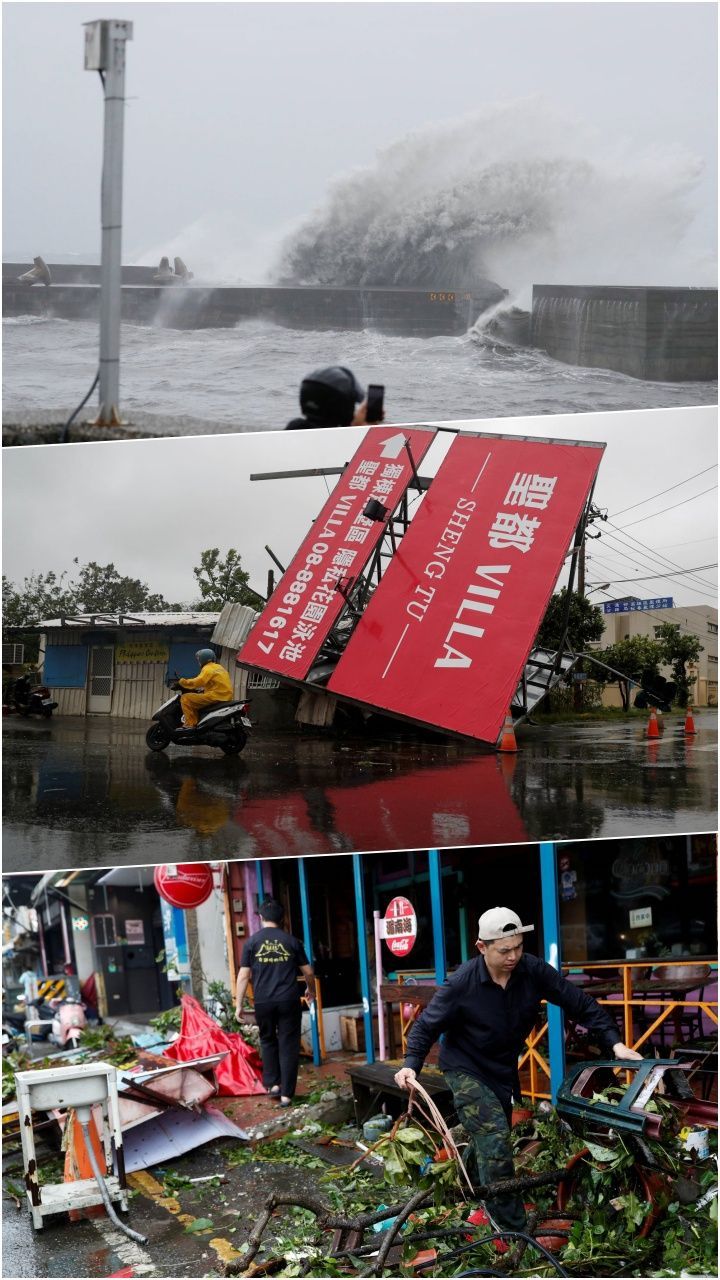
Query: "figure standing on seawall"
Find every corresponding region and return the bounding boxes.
[395,907,642,1232]
[236,899,317,1107]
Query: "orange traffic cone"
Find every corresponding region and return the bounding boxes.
[646,708,660,740]
[63,1109,106,1218]
[498,714,518,753]
[497,749,518,783]
[684,705,697,735]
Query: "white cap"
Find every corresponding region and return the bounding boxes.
[477,907,534,941]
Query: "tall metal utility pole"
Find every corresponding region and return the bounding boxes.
[83,19,133,426]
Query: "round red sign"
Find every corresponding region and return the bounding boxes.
[383,895,417,957]
[154,863,214,910]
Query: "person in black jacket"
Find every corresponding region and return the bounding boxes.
[286,366,370,430]
[395,907,641,1232]
[235,900,316,1107]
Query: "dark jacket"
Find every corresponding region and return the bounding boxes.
[404,953,620,1109]
[286,416,339,431]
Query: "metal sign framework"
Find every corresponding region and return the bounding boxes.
[240,427,603,744]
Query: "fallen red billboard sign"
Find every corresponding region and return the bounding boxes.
[328,433,604,743]
[236,427,434,680]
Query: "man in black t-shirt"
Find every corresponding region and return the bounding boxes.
[235,900,316,1106]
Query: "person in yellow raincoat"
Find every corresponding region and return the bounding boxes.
[177,649,234,728]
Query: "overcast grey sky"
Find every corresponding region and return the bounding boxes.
[3,2,717,279]
[3,408,717,611]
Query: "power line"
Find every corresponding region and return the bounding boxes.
[654,536,716,551]
[605,519,719,590]
[609,465,718,519]
[618,484,717,530]
[587,550,718,605]
[588,563,716,586]
[599,532,718,599]
[604,521,719,594]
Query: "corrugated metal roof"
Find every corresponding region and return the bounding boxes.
[211,603,259,650]
[37,612,220,629]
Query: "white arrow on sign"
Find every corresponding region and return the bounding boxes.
[379,432,408,459]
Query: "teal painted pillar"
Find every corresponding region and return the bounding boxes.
[428,849,446,984]
[458,869,469,964]
[540,841,565,1102]
[352,854,375,1063]
[297,858,322,1066]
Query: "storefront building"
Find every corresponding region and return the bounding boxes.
[8,836,716,1100]
[596,600,718,707]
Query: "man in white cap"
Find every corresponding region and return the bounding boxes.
[395,906,641,1234]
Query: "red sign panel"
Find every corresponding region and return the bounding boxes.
[329,434,604,743]
[382,896,417,957]
[237,427,433,680]
[154,863,214,909]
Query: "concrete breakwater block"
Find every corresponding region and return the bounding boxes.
[531,285,718,382]
[3,266,505,337]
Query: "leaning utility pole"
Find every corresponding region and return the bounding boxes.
[83,19,133,426]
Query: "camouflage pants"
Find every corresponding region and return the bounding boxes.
[444,1070,527,1232]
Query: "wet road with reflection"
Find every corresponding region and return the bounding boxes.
[2,713,716,871]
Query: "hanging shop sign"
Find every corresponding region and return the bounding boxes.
[124,919,146,943]
[153,863,214,909]
[116,640,170,664]
[160,900,190,981]
[328,433,605,744]
[236,427,434,680]
[380,896,417,957]
[603,598,674,614]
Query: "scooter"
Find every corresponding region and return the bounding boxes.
[145,681,251,756]
[6,674,58,719]
[48,996,87,1050]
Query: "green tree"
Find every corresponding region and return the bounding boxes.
[653,622,703,707]
[536,589,605,653]
[72,561,172,614]
[3,563,177,664]
[590,635,664,711]
[193,548,259,611]
[2,570,75,630]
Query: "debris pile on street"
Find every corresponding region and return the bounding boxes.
[2,1031,717,1277]
[216,1066,717,1278]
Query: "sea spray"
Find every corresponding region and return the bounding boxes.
[272,99,709,301]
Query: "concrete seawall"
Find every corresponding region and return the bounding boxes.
[2,264,504,337]
[531,285,718,382]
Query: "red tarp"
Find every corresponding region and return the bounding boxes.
[163,995,265,1097]
[329,434,604,743]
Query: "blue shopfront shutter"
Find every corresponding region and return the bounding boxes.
[166,642,206,681]
[43,645,89,688]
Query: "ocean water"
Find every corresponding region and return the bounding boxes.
[3,315,716,435]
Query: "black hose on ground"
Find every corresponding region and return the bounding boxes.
[412,1230,570,1277]
[61,371,99,443]
[79,1121,148,1245]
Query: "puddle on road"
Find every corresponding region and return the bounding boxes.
[2,714,716,869]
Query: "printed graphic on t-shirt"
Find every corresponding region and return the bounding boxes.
[255,939,292,964]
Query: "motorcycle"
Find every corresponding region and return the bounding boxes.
[6,674,58,719]
[145,680,251,756]
[48,996,87,1050]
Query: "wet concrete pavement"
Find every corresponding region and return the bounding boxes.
[2,712,716,871]
[2,1146,311,1277]
[2,1059,356,1279]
